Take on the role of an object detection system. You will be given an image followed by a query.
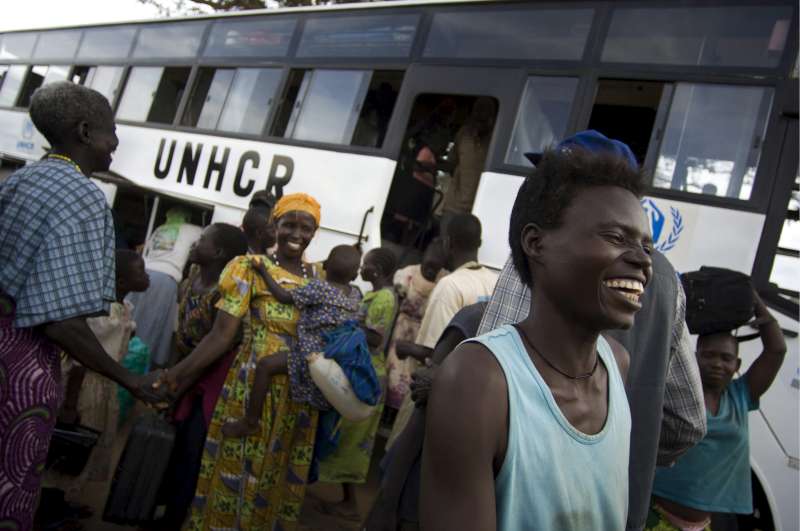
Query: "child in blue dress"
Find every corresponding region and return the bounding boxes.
[222,244,364,438]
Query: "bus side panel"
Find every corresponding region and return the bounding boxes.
[0,109,48,161]
[749,401,799,531]
[472,171,523,269]
[112,125,398,251]
[472,171,767,276]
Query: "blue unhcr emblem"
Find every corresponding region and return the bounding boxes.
[641,199,683,252]
[22,119,34,140]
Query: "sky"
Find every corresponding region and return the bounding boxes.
[0,0,179,32]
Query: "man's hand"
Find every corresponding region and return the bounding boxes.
[395,340,415,360]
[410,361,437,407]
[130,371,171,405]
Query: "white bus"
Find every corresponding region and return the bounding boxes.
[0,1,797,528]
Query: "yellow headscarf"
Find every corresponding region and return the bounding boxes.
[271,193,321,226]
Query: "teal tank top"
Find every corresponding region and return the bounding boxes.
[471,325,631,531]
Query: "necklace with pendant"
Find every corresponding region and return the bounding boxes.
[270,253,309,280]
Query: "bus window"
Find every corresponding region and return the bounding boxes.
[602,5,792,68]
[82,66,125,103]
[275,68,402,147]
[506,76,579,167]
[218,68,283,135]
[0,33,37,60]
[587,79,668,165]
[131,22,206,59]
[287,69,371,145]
[16,65,70,108]
[271,69,307,138]
[0,66,7,94]
[203,16,296,59]
[32,29,81,61]
[652,84,773,200]
[0,65,26,107]
[77,27,137,61]
[297,13,419,58]
[182,67,283,135]
[351,70,403,148]
[117,66,191,124]
[769,170,799,304]
[424,7,593,61]
[182,67,235,129]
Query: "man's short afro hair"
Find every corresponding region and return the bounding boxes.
[509,148,645,286]
[29,81,113,146]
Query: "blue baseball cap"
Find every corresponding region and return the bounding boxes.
[524,130,638,169]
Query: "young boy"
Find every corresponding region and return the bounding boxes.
[221,244,363,438]
[649,291,786,530]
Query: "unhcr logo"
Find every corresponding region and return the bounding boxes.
[22,119,34,140]
[641,199,683,252]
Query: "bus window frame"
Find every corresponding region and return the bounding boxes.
[750,84,798,317]
[419,2,598,64]
[179,62,288,138]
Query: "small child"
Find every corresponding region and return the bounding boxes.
[221,244,363,438]
[649,290,787,530]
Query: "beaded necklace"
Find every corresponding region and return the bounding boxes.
[47,153,82,174]
[270,253,309,280]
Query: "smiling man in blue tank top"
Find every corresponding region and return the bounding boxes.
[421,142,654,530]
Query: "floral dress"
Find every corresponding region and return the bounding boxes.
[186,256,319,531]
[288,279,362,410]
[318,287,397,484]
[385,265,443,409]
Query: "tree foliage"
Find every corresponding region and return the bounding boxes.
[138,0,375,16]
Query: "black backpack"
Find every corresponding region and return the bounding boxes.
[680,266,754,336]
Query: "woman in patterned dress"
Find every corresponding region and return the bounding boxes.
[385,240,446,411]
[318,247,399,520]
[159,223,248,529]
[164,193,323,530]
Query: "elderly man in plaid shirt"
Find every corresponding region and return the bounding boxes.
[0,82,162,530]
[476,132,706,531]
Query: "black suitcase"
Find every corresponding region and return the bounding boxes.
[45,422,100,476]
[103,412,175,524]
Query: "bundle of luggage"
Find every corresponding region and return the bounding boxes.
[680,266,754,335]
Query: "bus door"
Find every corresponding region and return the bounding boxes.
[380,64,523,259]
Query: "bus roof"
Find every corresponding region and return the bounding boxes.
[0,0,496,35]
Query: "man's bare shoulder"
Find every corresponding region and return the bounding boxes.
[434,340,508,411]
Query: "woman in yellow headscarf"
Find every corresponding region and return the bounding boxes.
[166,193,323,530]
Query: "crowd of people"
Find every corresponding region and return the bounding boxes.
[0,81,788,531]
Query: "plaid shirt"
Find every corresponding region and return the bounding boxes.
[0,159,115,328]
[478,256,706,464]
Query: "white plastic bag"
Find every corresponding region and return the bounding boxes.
[307,352,376,422]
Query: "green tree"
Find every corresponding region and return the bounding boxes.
[138,0,378,16]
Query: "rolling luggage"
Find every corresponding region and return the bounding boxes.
[103,412,175,524]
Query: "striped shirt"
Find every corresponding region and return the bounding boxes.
[0,159,115,328]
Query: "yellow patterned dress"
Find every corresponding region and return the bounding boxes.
[186,256,319,530]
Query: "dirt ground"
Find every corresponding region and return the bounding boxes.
[47,424,387,531]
